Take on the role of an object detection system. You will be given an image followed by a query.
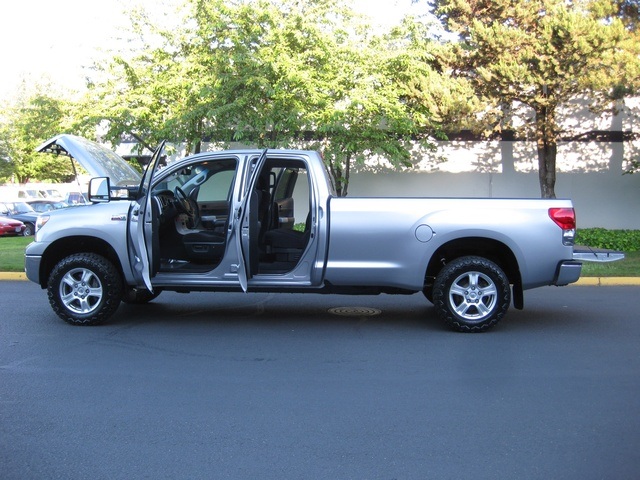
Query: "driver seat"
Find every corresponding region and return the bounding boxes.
[182,229,226,261]
[179,186,227,261]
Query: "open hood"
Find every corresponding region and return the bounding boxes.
[36,134,142,187]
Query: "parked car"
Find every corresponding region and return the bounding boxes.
[0,215,26,236]
[64,192,88,206]
[26,199,69,213]
[0,201,39,236]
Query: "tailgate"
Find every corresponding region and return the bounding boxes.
[573,246,625,263]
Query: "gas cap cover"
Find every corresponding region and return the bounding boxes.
[415,224,434,243]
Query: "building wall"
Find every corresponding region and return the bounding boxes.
[346,137,640,229]
[343,97,640,229]
[347,167,639,229]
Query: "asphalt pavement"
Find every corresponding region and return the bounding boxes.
[2,281,640,479]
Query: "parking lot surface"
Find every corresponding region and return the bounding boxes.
[2,282,639,479]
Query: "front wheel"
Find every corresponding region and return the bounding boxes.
[47,253,123,326]
[432,256,510,332]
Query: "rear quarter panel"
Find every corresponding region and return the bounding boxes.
[324,197,574,291]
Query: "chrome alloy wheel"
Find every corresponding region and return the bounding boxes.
[448,271,498,321]
[59,267,104,315]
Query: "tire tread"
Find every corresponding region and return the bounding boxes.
[433,256,510,333]
[47,253,123,326]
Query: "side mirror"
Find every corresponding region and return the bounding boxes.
[88,177,111,203]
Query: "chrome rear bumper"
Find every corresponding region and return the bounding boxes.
[554,260,582,286]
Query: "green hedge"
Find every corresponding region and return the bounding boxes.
[575,228,640,252]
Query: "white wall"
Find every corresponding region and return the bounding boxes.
[347,167,640,229]
[344,97,640,229]
[346,135,640,229]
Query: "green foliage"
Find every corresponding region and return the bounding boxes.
[0,83,76,183]
[576,228,640,252]
[83,0,458,196]
[433,0,640,198]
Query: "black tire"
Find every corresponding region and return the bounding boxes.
[23,223,34,236]
[422,287,434,304]
[432,256,510,333]
[121,287,162,304]
[47,253,123,326]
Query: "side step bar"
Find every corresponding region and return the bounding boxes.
[573,246,625,263]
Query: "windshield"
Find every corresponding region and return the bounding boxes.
[3,202,35,214]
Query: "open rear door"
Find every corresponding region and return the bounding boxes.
[234,149,268,292]
[127,141,166,291]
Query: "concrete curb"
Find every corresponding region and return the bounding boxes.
[573,277,640,286]
[1,271,639,285]
[1,272,28,281]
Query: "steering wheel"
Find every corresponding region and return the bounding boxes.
[174,186,200,228]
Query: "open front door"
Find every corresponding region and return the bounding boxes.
[234,149,268,292]
[127,141,166,291]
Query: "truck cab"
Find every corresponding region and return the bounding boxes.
[27,135,332,324]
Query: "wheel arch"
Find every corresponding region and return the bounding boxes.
[38,236,124,288]
[424,236,522,293]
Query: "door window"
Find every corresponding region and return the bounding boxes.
[150,158,238,272]
[252,158,313,274]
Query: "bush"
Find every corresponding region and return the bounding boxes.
[575,228,640,252]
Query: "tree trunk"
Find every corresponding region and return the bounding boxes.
[342,154,351,197]
[327,154,351,197]
[536,135,557,199]
[535,104,557,199]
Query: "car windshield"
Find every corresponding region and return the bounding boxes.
[5,202,35,214]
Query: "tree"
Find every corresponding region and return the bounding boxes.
[612,0,640,175]
[77,1,205,154]
[0,82,75,184]
[433,0,639,197]
[83,0,454,196]
[614,0,640,31]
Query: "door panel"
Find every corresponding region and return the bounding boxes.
[199,200,229,217]
[199,201,229,229]
[127,141,166,291]
[234,150,268,291]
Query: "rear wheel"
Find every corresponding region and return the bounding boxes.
[47,253,123,326]
[433,256,510,332]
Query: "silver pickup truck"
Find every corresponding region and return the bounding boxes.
[25,135,613,332]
